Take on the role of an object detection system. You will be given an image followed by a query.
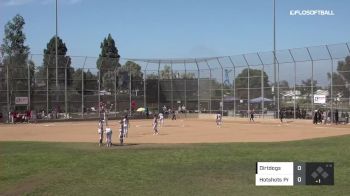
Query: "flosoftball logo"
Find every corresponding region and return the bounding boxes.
[290,10,335,16]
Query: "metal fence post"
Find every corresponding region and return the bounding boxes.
[274,54,280,119]
[289,50,297,119]
[325,45,334,123]
[143,62,149,110]
[216,58,224,117]
[243,55,250,117]
[81,57,87,119]
[170,61,174,110]
[46,56,49,116]
[114,67,117,117]
[257,53,265,118]
[157,61,161,112]
[205,60,212,113]
[345,43,350,107]
[28,55,32,111]
[6,57,10,119]
[195,59,200,113]
[129,61,132,116]
[306,48,314,114]
[64,59,68,117]
[184,61,187,112]
[228,56,236,117]
[143,69,147,109]
[98,67,101,119]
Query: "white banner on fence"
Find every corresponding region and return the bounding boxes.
[314,95,326,104]
[15,97,29,105]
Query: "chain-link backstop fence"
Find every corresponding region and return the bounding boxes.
[1,43,350,122]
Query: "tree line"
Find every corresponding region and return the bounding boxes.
[1,14,350,105]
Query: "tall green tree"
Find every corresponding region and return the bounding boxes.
[121,61,143,92]
[336,56,350,98]
[327,56,350,99]
[234,68,270,99]
[42,36,73,89]
[1,14,34,109]
[96,34,121,90]
[299,79,318,97]
[160,65,173,79]
[337,56,350,82]
[279,80,289,89]
[122,61,143,80]
[72,68,98,94]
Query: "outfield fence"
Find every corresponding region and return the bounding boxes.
[1,43,350,123]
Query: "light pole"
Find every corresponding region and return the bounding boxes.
[55,0,58,91]
[273,0,277,118]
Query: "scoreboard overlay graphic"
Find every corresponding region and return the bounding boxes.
[255,162,334,186]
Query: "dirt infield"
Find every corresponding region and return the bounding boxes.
[0,118,349,143]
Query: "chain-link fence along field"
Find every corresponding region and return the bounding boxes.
[1,43,350,124]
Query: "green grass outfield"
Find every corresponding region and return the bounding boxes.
[1,136,350,195]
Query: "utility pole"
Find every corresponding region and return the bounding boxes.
[273,0,278,118]
[55,0,58,90]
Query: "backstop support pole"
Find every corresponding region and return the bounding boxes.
[216,58,224,117]
[289,49,297,119]
[6,57,10,119]
[129,61,132,116]
[28,55,32,111]
[243,55,250,117]
[158,61,160,112]
[81,57,87,119]
[205,60,212,114]
[228,56,236,117]
[114,68,117,117]
[274,54,280,119]
[98,67,101,119]
[184,61,187,114]
[65,59,68,117]
[46,56,49,116]
[195,60,200,114]
[170,61,174,111]
[144,63,149,110]
[325,45,334,123]
[257,53,265,118]
[306,48,314,115]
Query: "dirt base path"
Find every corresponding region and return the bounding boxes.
[0,119,349,143]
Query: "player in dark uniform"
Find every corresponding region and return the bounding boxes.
[98,119,104,146]
[119,120,124,145]
[249,109,255,123]
[153,114,159,135]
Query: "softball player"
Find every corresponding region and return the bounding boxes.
[122,115,129,138]
[153,114,159,135]
[159,112,164,127]
[119,120,124,145]
[103,111,108,126]
[216,113,222,128]
[105,127,112,147]
[98,119,104,146]
[249,109,255,123]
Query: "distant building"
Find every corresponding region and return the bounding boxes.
[281,90,302,102]
[314,89,329,96]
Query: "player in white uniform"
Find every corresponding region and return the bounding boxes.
[103,111,108,126]
[98,119,104,146]
[159,112,164,127]
[216,113,222,128]
[105,127,112,147]
[122,115,129,138]
[153,114,159,135]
